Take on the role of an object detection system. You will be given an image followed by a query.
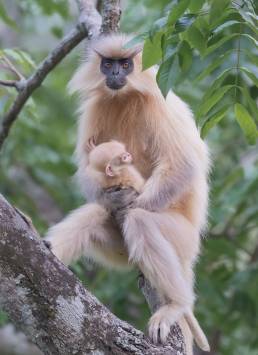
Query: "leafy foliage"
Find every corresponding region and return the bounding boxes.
[136,0,258,144]
[0,1,257,355]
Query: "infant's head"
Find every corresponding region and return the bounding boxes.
[87,139,132,177]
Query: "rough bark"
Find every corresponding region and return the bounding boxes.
[0,194,185,355]
[100,0,121,33]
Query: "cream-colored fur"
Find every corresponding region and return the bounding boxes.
[46,34,210,353]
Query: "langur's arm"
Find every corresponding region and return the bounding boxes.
[78,165,104,201]
[136,155,195,211]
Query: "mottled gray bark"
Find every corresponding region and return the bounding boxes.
[0,194,186,354]
[100,0,121,33]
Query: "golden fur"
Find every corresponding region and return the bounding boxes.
[46,34,210,353]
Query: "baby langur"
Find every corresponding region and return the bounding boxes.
[84,139,209,351]
[86,138,145,193]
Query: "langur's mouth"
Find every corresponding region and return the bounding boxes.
[106,78,126,90]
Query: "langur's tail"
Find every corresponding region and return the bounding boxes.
[184,311,210,352]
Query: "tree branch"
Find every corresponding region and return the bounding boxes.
[0,0,102,151]
[100,0,121,33]
[0,193,185,355]
[0,79,20,89]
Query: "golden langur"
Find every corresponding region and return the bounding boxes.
[45,34,210,353]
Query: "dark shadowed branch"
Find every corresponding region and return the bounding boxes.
[0,193,186,355]
[0,0,103,150]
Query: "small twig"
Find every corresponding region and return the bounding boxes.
[0,26,88,150]
[1,55,25,80]
[0,0,123,151]
[0,79,19,89]
[0,0,103,151]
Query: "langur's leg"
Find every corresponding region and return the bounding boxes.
[45,203,128,267]
[123,208,195,344]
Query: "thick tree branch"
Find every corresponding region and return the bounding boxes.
[100,0,121,33]
[0,194,185,355]
[0,0,102,151]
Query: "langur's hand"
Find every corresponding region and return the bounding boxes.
[101,186,139,226]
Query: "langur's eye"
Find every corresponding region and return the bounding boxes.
[122,62,129,69]
[105,62,112,68]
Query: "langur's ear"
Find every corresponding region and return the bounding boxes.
[129,44,143,59]
[86,136,96,153]
[105,164,115,177]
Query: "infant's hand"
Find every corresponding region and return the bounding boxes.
[102,186,139,226]
[85,136,96,153]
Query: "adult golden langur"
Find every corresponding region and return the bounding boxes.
[45,34,210,354]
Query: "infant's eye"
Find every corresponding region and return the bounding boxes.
[105,62,112,68]
[122,62,129,69]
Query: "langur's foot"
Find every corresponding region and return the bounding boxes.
[148,304,184,344]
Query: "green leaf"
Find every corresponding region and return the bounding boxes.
[209,0,230,24]
[178,41,192,72]
[185,25,206,55]
[142,32,163,70]
[197,85,233,119]
[241,34,258,48]
[156,54,176,97]
[167,0,190,26]
[234,103,258,145]
[245,51,258,67]
[238,8,258,35]
[189,0,205,13]
[205,33,238,56]
[201,106,229,138]
[174,14,196,34]
[212,20,242,35]
[0,3,17,28]
[240,86,258,123]
[194,50,232,82]
[202,68,232,102]
[240,67,258,88]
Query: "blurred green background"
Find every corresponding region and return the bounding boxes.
[0,1,257,354]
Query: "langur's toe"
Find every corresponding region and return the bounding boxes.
[148,305,181,344]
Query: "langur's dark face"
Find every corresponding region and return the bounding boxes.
[100,58,134,90]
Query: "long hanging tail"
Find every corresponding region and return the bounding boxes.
[185,311,210,352]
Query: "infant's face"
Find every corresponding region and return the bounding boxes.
[120,151,132,164]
